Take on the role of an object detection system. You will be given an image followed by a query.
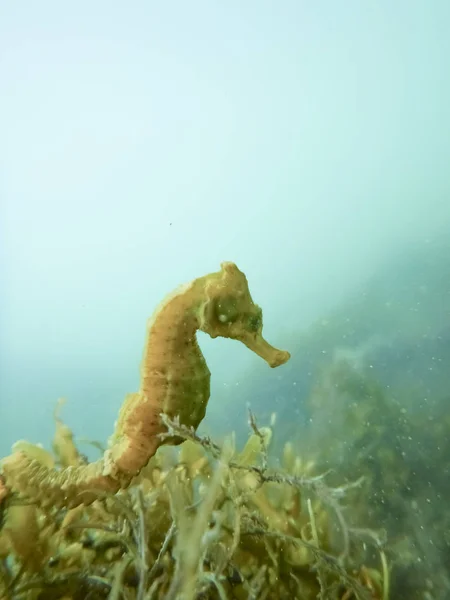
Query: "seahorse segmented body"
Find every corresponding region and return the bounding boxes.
[1,262,290,508]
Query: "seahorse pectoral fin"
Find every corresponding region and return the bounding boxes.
[239,332,290,368]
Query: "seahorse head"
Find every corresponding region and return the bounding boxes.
[198,262,290,368]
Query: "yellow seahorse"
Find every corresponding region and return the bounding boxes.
[1,262,290,508]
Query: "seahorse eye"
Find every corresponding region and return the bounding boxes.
[215,296,239,324]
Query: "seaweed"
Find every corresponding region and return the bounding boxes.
[0,406,386,599]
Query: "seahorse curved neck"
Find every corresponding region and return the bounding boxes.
[139,277,209,399]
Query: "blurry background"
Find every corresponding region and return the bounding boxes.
[1,1,449,455]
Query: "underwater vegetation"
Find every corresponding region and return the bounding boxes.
[301,355,450,599]
[0,263,388,599]
[0,407,387,599]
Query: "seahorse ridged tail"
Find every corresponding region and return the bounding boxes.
[1,451,129,508]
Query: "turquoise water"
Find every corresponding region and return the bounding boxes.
[1,3,450,596]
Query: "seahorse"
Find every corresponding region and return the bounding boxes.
[1,262,290,508]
